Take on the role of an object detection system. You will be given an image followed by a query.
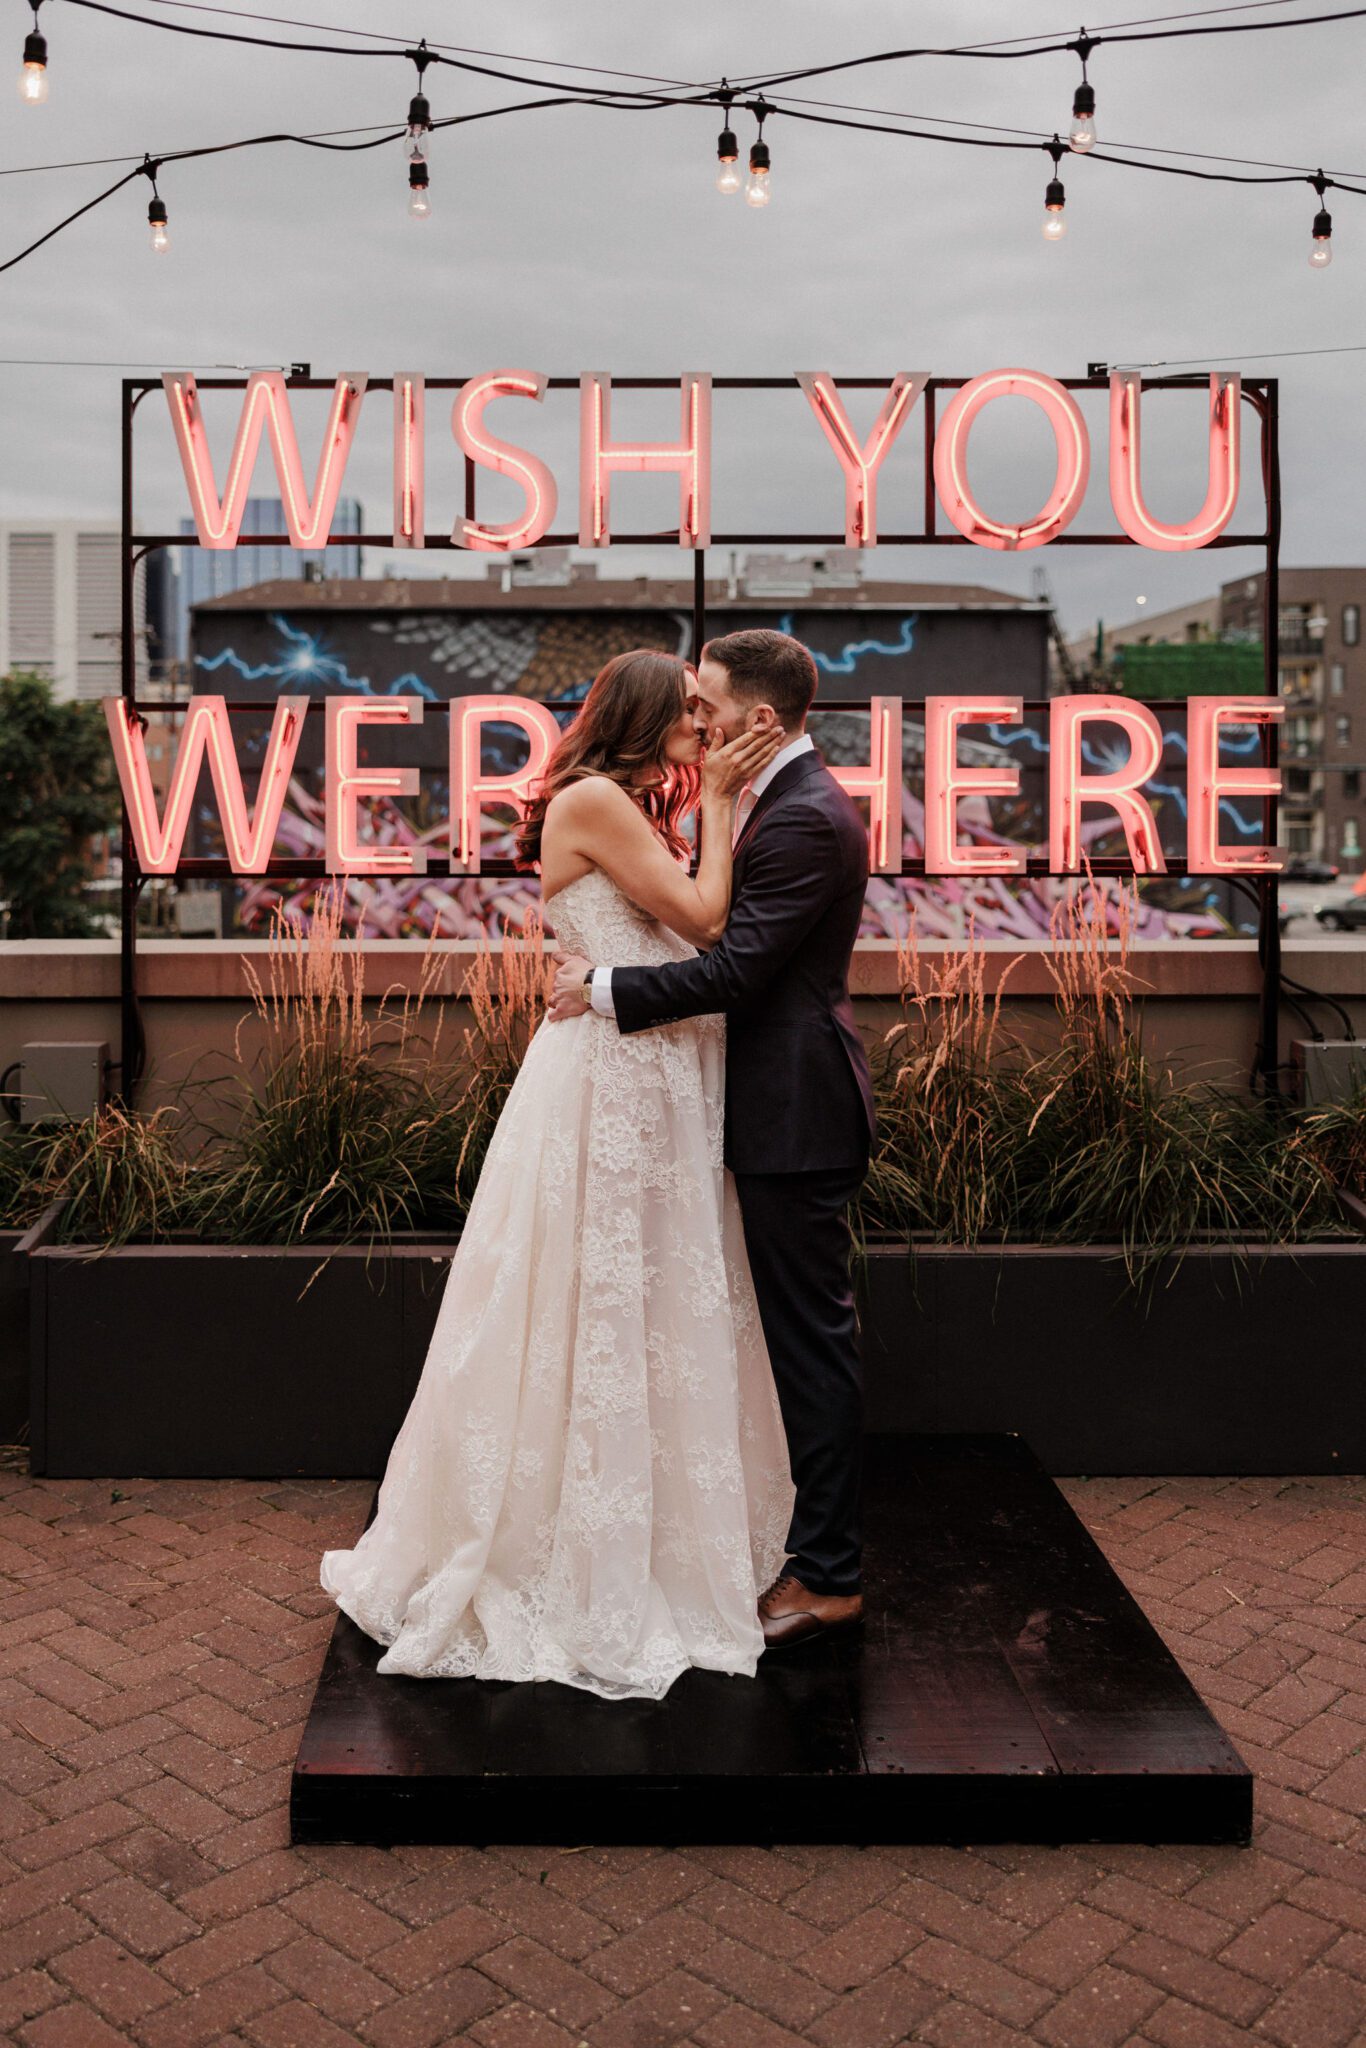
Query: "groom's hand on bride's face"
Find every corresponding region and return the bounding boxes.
[547,951,591,1022]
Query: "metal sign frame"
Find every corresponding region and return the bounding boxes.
[117,372,1281,1102]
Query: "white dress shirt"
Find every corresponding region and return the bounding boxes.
[589,730,814,1018]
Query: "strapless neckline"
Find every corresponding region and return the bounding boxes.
[542,869,614,917]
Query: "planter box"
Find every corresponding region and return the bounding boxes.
[857,1241,1365,1475]
[26,1216,1366,1479]
[28,1217,451,1480]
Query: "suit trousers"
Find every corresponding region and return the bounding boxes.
[732,1162,867,1596]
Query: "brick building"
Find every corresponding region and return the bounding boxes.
[1220,568,1365,872]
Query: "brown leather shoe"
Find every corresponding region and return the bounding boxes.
[758,1570,863,1649]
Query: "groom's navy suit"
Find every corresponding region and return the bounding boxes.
[609,743,875,1595]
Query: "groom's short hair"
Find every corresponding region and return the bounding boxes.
[701,628,818,731]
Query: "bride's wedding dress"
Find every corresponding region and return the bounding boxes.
[320,867,796,1702]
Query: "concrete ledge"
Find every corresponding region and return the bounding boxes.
[3,937,1365,1002]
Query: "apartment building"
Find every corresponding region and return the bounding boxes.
[1220,568,1365,871]
[0,520,166,701]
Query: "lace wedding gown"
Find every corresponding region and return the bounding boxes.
[320,867,797,1702]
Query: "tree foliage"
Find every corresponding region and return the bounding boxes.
[0,671,120,938]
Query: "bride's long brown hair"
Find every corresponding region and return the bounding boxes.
[514,648,701,871]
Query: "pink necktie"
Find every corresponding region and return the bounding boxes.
[733,786,756,848]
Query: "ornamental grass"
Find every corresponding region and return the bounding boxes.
[854,882,1347,1283]
[0,877,1359,1294]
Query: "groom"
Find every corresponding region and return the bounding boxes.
[548,627,876,1649]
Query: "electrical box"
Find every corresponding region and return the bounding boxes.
[18,1041,108,1125]
[1291,1039,1366,1107]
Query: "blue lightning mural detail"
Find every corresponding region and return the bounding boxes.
[984,719,1265,835]
[776,611,918,673]
[195,614,435,699]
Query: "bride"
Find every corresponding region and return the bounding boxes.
[320,648,798,1702]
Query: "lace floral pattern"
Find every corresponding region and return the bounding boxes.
[320,868,796,1702]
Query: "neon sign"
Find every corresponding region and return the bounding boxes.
[164,371,367,550]
[934,368,1091,553]
[103,692,1284,878]
[159,368,1246,555]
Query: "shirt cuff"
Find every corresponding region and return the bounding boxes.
[589,966,615,1016]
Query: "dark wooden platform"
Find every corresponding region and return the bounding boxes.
[291,1434,1252,1847]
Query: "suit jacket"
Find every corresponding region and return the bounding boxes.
[610,745,877,1175]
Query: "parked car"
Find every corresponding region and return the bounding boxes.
[1285,858,1341,883]
[1315,895,1366,931]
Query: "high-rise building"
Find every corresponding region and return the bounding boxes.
[0,519,169,701]
[170,496,363,663]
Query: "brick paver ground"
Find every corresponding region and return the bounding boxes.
[2,1449,1363,2047]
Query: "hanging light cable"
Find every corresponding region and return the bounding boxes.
[19,0,48,103]
[714,81,741,193]
[1069,29,1096,151]
[1043,133,1067,238]
[403,36,433,215]
[746,97,773,207]
[1309,168,1333,265]
[140,154,169,250]
[404,37,433,160]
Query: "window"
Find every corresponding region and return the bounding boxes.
[1345,771,1361,800]
[1331,662,1346,696]
[1336,714,1352,745]
[1344,603,1360,646]
[1342,820,1361,857]
[1287,822,1313,853]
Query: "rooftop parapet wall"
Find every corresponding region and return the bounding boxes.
[3,942,1364,1127]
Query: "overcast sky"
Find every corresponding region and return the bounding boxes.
[3,0,1363,639]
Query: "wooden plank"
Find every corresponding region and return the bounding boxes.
[290,1435,1252,1846]
[900,1436,1249,1783]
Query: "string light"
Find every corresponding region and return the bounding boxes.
[1043,134,1067,239]
[140,155,169,250]
[1310,168,1333,266]
[19,0,48,103]
[404,38,432,162]
[714,82,740,194]
[1069,30,1096,152]
[2,2,1366,272]
[746,98,773,208]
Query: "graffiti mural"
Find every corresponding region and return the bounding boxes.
[187,595,1254,941]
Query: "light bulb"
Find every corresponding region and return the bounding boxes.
[1069,82,1096,153]
[19,27,46,103]
[1310,204,1333,268]
[408,185,431,220]
[746,138,771,208]
[404,88,431,163]
[150,219,169,253]
[1043,208,1066,241]
[715,124,741,194]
